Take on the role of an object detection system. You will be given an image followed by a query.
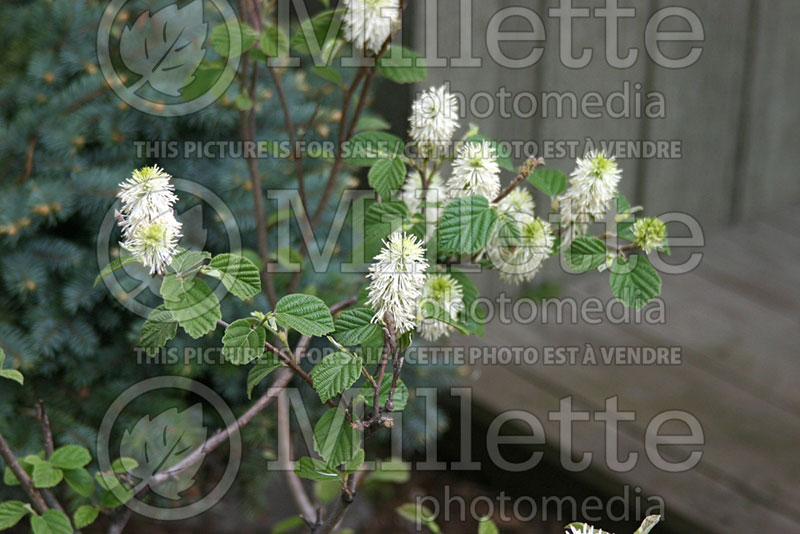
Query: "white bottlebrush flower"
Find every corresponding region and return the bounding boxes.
[117,165,178,232]
[366,231,429,334]
[632,217,667,253]
[559,151,622,244]
[566,525,598,534]
[447,141,501,201]
[488,215,554,285]
[409,85,460,158]
[416,274,464,342]
[400,170,445,239]
[343,0,400,52]
[496,188,535,216]
[120,214,182,275]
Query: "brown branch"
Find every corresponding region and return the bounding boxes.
[315,470,361,534]
[493,156,545,204]
[35,401,54,458]
[278,390,316,522]
[0,430,48,514]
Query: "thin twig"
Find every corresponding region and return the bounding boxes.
[493,157,545,204]
[0,431,48,514]
[35,401,54,458]
[278,390,316,522]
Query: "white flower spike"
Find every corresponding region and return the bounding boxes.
[447,141,501,201]
[117,165,178,233]
[559,151,622,244]
[366,231,429,333]
[488,215,554,285]
[409,85,460,158]
[496,187,535,216]
[343,0,400,52]
[120,214,182,275]
[417,273,464,342]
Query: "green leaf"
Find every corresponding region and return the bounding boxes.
[209,22,258,57]
[355,116,391,132]
[73,505,99,529]
[311,352,361,403]
[377,46,427,83]
[274,294,335,337]
[100,486,133,508]
[609,255,662,309]
[313,409,360,466]
[563,236,607,273]
[247,353,285,399]
[311,65,342,85]
[370,458,410,483]
[360,378,408,411]
[333,307,380,346]
[528,168,567,197]
[343,448,365,474]
[368,158,406,199]
[93,255,138,287]
[272,516,306,534]
[0,501,30,530]
[111,457,139,475]
[32,461,62,488]
[294,457,340,481]
[260,25,290,57]
[344,131,404,167]
[396,503,440,533]
[140,305,178,356]
[421,302,469,335]
[234,92,253,111]
[205,254,262,300]
[222,318,266,365]
[0,348,23,386]
[160,275,221,339]
[437,196,498,254]
[170,249,211,274]
[290,9,343,56]
[30,510,72,534]
[447,270,485,336]
[360,328,384,365]
[94,472,120,491]
[478,516,499,534]
[63,468,94,497]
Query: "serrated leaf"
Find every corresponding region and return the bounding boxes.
[344,131,404,167]
[274,294,334,337]
[161,275,221,338]
[311,65,342,85]
[421,302,469,335]
[368,158,406,199]
[360,377,408,411]
[437,196,498,254]
[112,457,140,475]
[377,46,427,83]
[63,468,94,497]
[73,505,99,529]
[208,22,257,57]
[313,409,360,467]
[205,254,261,300]
[119,1,208,97]
[311,352,361,403]
[290,9,343,56]
[447,270,485,336]
[32,461,62,488]
[609,255,662,309]
[30,509,71,534]
[49,445,91,470]
[94,255,138,287]
[140,305,178,355]
[222,318,266,365]
[260,25,290,57]
[564,236,608,273]
[528,168,567,197]
[247,353,285,398]
[333,307,380,346]
[360,328,384,366]
[100,487,134,509]
[170,249,210,274]
[478,516,499,534]
[0,501,30,530]
[343,449,365,474]
[0,369,23,386]
[294,457,340,481]
[371,458,410,483]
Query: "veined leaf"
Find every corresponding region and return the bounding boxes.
[0,348,23,386]
[32,461,63,488]
[377,46,427,83]
[49,445,91,469]
[360,377,408,411]
[563,236,607,273]
[221,318,265,365]
[160,275,221,339]
[93,255,138,287]
[313,408,360,467]
[274,294,335,337]
[247,353,285,398]
[63,468,94,497]
[344,131,404,167]
[437,195,498,254]
[294,457,340,481]
[0,501,30,530]
[333,307,380,346]
[368,157,406,199]
[205,254,261,300]
[140,305,178,356]
[73,505,99,529]
[528,168,567,197]
[310,352,361,403]
[609,255,662,309]
[30,509,71,534]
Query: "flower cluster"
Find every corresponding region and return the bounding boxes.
[633,216,667,253]
[343,0,400,52]
[116,166,182,275]
[488,215,555,284]
[447,140,501,201]
[409,85,460,158]
[416,273,464,341]
[559,151,621,244]
[366,231,429,333]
